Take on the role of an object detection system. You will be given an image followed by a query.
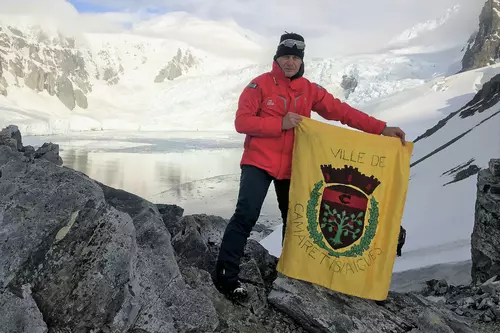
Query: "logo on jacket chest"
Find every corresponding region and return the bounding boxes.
[262,94,309,115]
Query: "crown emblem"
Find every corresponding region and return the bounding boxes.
[320,164,381,195]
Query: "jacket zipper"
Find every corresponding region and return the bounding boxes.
[277,95,288,179]
[283,95,301,179]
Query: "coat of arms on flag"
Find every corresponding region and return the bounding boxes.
[276,118,413,301]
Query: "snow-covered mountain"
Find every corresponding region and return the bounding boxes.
[388,4,462,46]
[0,21,92,109]
[0,5,480,135]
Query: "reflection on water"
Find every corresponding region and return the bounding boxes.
[22,133,281,220]
[60,147,244,204]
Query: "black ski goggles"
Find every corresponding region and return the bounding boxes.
[278,39,306,49]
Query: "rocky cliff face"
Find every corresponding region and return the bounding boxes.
[89,47,125,86]
[461,0,500,71]
[154,48,198,83]
[0,22,202,112]
[2,125,499,333]
[340,74,358,99]
[0,25,91,110]
[471,159,500,284]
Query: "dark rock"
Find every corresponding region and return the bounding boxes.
[0,287,48,333]
[179,265,306,333]
[471,159,500,284]
[1,126,498,333]
[269,275,476,333]
[490,159,500,177]
[33,143,63,166]
[424,279,450,296]
[0,135,17,151]
[0,146,133,331]
[242,240,279,289]
[0,125,22,150]
[461,0,500,72]
[340,74,358,99]
[442,159,481,186]
[411,75,500,168]
[0,126,62,166]
[154,48,198,83]
[479,276,500,295]
[21,145,36,158]
[155,203,184,236]
[96,184,219,333]
[0,140,217,332]
[170,214,227,272]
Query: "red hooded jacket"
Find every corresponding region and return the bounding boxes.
[235,61,387,180]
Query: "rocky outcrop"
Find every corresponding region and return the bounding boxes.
[89,48,125,86]
[471,159,500,284]
[411,73,500,174]
[154,48,198,82]
[74,88,88,108]
[0,286,48,333]
[0,125,22,150]
[419,277,500,332]
[0,125,62,165]
[0,125,497,333]
[340,74,358,99]
[461,0,500,71]
[0,54,7,96]
[0,25,91,110]
[55,75,76,110]
[0,126,217,333]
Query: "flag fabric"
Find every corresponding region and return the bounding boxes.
[276,117,414,301]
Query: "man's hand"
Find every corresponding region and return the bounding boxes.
[282,112,302,130]
[381,126,406,145]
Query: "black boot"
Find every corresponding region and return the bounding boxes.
[211,262,248,301]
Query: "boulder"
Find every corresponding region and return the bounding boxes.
[0,125,493,333]
[471,159,500,284]
[0,126,218,333]
[0,287,48,333]
[0,125,22,150]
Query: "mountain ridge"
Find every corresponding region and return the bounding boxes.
[0,4,491,135]
[461,0,500,71]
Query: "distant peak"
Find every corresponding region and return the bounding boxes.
[131,12,265,59]
[388,5,462,46]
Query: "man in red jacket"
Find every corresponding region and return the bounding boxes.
[212,32,406,300]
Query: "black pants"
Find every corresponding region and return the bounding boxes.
[216,165,290,283]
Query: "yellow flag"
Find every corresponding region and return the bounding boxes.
[276,117,414,300]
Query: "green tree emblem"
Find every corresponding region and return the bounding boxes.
[321,205,364,246]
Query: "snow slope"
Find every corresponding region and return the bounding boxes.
[131,11,266,61]
[0,7,475,135]
[388,5,462,46]
[260,63,500,273]
[0,47,465,135]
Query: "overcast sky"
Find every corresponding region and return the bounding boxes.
[0,0,485,56]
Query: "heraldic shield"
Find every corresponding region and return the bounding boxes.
[319,165,381,250]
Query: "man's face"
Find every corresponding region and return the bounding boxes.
[276,55,302,77]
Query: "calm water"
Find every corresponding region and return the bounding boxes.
[23,131,282,220]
